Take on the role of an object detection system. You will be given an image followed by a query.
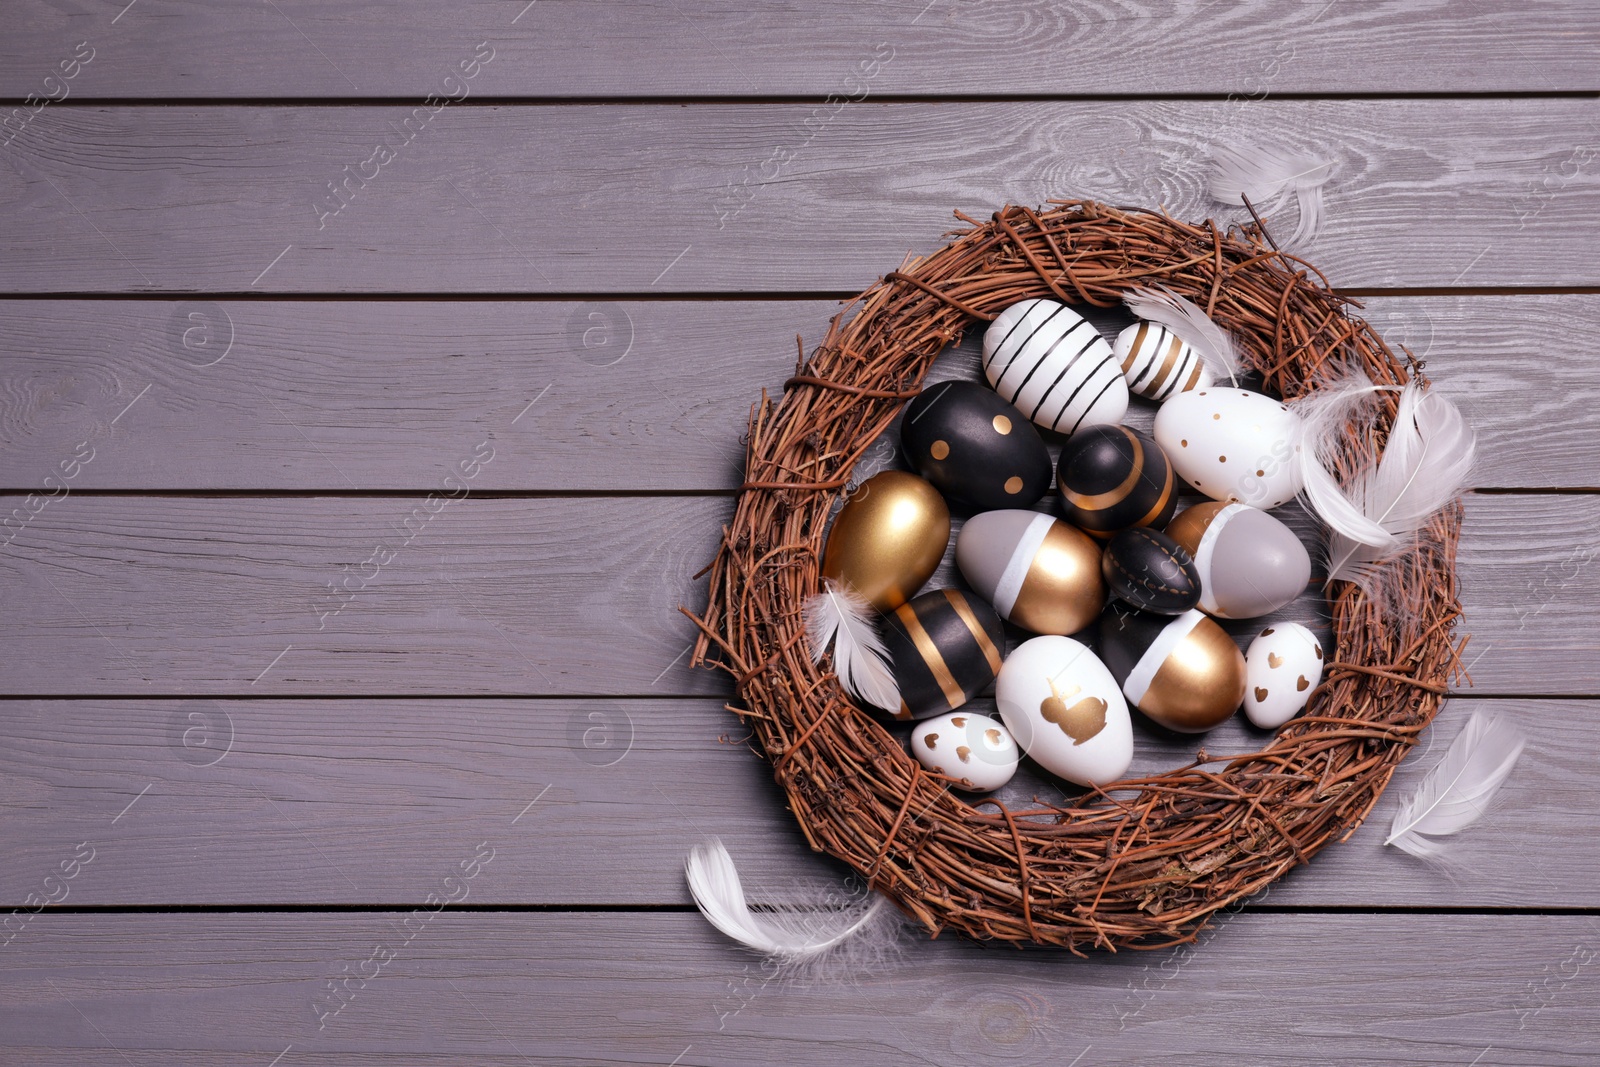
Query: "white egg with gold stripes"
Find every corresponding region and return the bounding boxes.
[1113,320,1212,401]
[982,298,1128,434]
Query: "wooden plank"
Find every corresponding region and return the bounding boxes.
[4,911,1596,1064]
[0,495,731,697]
[0,696,1588,909]
[0,294,1592,491]
[0,493,1587,695]
[1,100,1598,292]
[3,1,1597,98]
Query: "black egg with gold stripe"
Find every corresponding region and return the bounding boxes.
[900,381,1052,511]
[1055,425,1177,538]
[880,588,1006,720]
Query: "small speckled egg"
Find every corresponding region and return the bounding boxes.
[1152,388,1303,509]
[1242,623,1325,729]
[1055,425,1178,538]
[955,509,1105,636]
[1113,320,1212,400]
[995,635,1133,787]
[1101,526,1201,614]
[982,298,1129,434]
[910,712,1019,791]
[1164,501,1312,620]
[900,381,1053,510]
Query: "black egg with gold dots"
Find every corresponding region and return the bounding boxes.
[900,381,1053,511]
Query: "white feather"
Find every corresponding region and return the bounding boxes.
[686,838,903,969]
[1122,285,1242,384]
[803,579,900,711]
[1290,369,1394,547]
[1386,712,1526,861]
[1327,383,1476,588]
[1209,143,1335,247]
[1291,371,1476,592]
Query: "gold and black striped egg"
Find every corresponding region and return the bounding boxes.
[881,588,1007,721]
[1055,425,1178,538]
[1100,526,1201,615]
[982,298,1129,434]
[1113,320,1212,401]
[900,381,1053,510]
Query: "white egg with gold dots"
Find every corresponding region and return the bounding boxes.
[1153,387,1304,509]
[910,711,1019,792]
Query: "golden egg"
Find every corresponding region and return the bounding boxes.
[1098,607,1247,733]
[821,471,950,611]
[955,510,1105,635]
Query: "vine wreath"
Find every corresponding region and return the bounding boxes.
[687,200,1465,953]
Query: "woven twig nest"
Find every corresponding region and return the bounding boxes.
[689,200,1464,953]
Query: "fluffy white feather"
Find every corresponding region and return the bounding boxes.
[1386,712,1526,861]
[1292,371,1476,592]
[1326,383,1477,588]
[686,838,902,970]
[1209,143,1334,247]
[803,579,900,711]
[1122,285,1242,384]
[1291,369,1393,547]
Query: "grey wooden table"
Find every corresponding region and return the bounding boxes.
[2,2,1598,1064]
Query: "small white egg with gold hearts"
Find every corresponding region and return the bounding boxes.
[1113,320,1212,401]
[1242,622,1325,729]
[910,711,1019,792]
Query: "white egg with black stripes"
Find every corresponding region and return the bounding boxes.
[1113,320,1213,401]
[982,298,1128,435]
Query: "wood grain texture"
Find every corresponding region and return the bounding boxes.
[0,294,1593,491]
[5,912,1597,1065]
[3,0,1597,98]
[0,696,1588,908]
[0,495,731,697]
[0,493,1589,695]
[1,100,1598,292]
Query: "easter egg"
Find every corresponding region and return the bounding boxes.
[1164,501,1312,619]
[982,298,1129,434]
[910,711,1019,792]
[1242,623,1325,729]
[1152,388,1303,508]
[994,635,1133,787]
[900,381,1052,510]
[880,589,1006,721]
[1101,527,1201,614]
[1098,607,1247,734]
[821,471,950,612]
[1113,321,1212,401]
[955,510,1105,635]
[1055,425,1178,538]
